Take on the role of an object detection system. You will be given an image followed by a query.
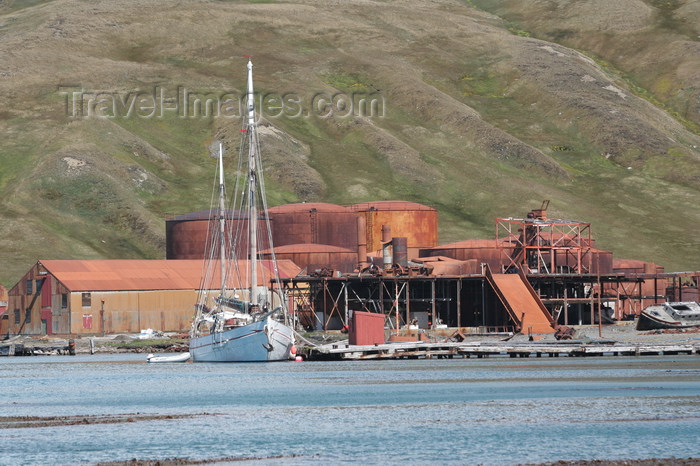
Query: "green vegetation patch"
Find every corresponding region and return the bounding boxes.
[322,71,376,93]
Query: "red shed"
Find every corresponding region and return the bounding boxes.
[349,311,385,345]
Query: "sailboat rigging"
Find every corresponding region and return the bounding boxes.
[189,60,295,362]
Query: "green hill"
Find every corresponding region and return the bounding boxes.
[0,0,698,286]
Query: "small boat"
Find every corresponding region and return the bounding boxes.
[636,301,700,331]
[146,352,191,363]
[188,60,295,362]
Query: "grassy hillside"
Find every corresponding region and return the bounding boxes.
[0,0,698,286]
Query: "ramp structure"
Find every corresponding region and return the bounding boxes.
[487,269,555,334]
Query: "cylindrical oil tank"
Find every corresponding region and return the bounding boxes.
[166,210,268,260]
[666,286,699,302]
[260,244,358,274]
[266,203,359,250]
[587,249,613,274]
[351,201,438,257]
[420,240,508,272]
[542,247,612,274]
[613,259,664,274]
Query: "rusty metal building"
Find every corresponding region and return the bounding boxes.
[167,201,438,274]
[351,201,438,257]
[0,284,7,337]
[166,210,270,260]
[283,202,697,333]
[266,202,359,249]
[284,267,555,335]
[420,240,507,272]
[5,259,300,336]
[260,244,359,274]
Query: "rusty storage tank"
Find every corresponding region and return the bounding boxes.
[613,259,664,275]
[613,259,667,309]
[666,285,699,302]
[529,248,612,274]
[266,203,359,250]
[352,201,438,258]
[166,210,268,260]
[420,240,508,272]
[260,244,358,274]
[555,248,613,275]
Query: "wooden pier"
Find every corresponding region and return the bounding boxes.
[305,340,700,360]
[0,341,75,357]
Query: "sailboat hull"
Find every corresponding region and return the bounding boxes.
[189,315,294,362]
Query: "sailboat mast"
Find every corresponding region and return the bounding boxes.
[246,60,258,307]
[218,143,226,302]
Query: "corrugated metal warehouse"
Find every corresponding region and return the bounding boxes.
[5,259,300,336]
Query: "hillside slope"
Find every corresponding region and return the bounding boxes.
[0,0,698,286]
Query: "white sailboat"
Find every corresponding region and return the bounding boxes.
[189,60,295,362]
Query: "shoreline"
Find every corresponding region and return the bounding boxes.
[3,322,700,357]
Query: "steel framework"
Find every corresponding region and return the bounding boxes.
[497,216,592,274]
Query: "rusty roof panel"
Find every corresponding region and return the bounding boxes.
[39,260,300,292]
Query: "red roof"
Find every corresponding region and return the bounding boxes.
[39,260,300,292]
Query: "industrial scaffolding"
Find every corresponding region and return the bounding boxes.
[496,211,593,274]
[282,274,514,333]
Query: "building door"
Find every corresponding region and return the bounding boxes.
[41,309,53,335]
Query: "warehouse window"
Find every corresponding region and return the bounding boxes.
[25,308,31,324]
[14,309,20,324]
[82,293,91,307]
[26,279,33,295]
[61,293,68,308]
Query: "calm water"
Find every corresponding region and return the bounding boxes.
[1,354,699,465]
